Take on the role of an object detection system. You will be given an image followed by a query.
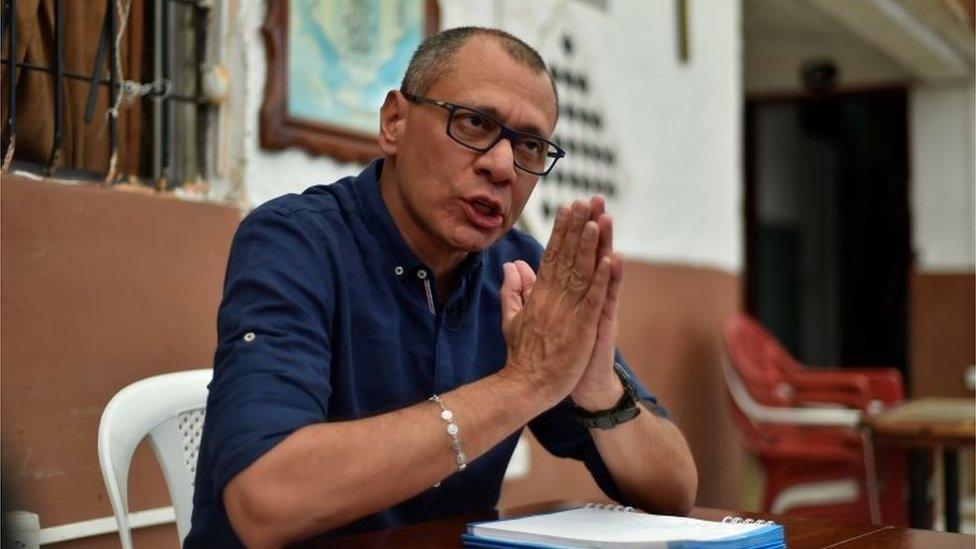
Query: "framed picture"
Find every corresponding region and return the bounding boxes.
[260,0,440,163]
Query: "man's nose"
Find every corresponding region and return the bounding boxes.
[473,137,517,186]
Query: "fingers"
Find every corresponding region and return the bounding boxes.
[602,253,624,321]
[538,206,569,283]
[568,221,600,293]
[580,256,613,319]
[514,260,536,299]
[500,262,524,326]
[589,195,605,219]
[555,201,591,283]
[538,199,614,301]
[596,213,613,263]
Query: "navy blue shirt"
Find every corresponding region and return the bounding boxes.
[185,159,665,547]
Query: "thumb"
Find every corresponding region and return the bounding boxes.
[514,260,537,300]
[500,262,524,327]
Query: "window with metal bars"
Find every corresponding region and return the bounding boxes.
[1,0,217,189]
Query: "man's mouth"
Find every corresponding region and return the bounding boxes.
[461,198,505,230]
[472,198,500,217]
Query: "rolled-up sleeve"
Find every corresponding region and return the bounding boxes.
[201,207,336,498]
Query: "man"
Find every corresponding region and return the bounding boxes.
[186,27,696,548]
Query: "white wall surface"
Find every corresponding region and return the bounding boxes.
[910,80,976,272]
[227,0,743,272]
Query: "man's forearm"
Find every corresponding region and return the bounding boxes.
[589,409,698,515]
[223,369,550,547]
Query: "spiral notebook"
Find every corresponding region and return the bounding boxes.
[463,504,785,549]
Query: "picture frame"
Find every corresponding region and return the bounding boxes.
[260,0,440,163]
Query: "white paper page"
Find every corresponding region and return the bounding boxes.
[473,508,771,544]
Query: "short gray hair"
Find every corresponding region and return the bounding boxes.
[400,27,558,111]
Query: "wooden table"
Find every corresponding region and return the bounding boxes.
[864,397,975,532]
[318,504,975,548]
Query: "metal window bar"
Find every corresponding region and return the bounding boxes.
[1,0,208,185]
[194,1,206,184]
[48,0,63,174]
[3,0,17,170]
[107,0,117,180]
[160,0,171,186]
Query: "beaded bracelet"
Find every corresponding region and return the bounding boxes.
[429,394,468,472]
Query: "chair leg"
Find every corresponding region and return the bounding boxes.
[861,428,882,524]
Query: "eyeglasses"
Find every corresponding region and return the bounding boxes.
[402,91,566,176]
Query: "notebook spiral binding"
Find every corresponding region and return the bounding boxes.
[580,504,776,526]
[720,516,778,526]
[582,503,636,513]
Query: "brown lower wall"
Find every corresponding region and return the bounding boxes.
[2,176,744,545]
[1,176,241,547]
[909,270,976,398]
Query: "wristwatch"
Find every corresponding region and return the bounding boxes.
[572,363,641,430]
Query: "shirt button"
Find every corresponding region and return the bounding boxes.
[394,266,404,276]
[243,332,256,342]
[417,270,428,279]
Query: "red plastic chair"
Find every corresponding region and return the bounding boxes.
[722,313,908,526]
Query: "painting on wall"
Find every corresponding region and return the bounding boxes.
[261,0,440,163]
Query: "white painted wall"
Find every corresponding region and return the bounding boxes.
[583,0,742,272]
[225,0,743,272]
[910,80,976,273]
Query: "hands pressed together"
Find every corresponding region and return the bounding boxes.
[500,196,626,411]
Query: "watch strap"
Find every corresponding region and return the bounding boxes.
[572,363,642,430]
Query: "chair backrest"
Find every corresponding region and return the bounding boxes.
[97,369,212,549]
[721,313,862,445]
[723,313,794,407]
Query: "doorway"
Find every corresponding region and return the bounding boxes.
[744,89,911,378]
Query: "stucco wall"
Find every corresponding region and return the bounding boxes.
[910,80,976,273]
[229,0,743,273]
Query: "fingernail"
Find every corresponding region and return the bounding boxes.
[583,222,597,238]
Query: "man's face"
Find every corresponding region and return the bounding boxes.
[382,37,558,259]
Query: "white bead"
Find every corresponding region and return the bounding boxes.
[243,332,256,342]
[441,410,453,421]
[394,266,404,275]
[446,423,459,436]
[417,270,428,279]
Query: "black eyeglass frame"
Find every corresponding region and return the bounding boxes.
[401,91,566,176]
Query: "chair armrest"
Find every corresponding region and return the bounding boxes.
[823,367,904,403]
[782,369,874,410]
[756,404,862,427]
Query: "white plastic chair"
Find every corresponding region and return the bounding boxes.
[97,369,212,548]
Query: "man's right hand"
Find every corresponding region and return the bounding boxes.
[499,200,612,407]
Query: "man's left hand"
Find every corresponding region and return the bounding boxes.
[569,196,626,411]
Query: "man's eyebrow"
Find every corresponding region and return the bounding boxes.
[470,103,548,137]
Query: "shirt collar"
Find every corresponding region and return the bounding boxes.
[352,158,485,281]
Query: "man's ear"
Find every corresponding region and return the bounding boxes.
[378,90,407,156]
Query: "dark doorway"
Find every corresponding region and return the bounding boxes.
[744,89,911,379]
